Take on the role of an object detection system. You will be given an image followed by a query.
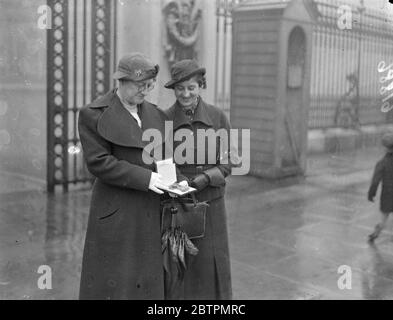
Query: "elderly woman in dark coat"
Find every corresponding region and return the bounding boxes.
[164,59,233,300]
[78,53,171,300]
[368,132,393,242]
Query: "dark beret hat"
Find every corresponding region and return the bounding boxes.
[113,52,159,82]
[164,59,206,89]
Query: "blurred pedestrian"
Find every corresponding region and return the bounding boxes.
[368,132,393,242]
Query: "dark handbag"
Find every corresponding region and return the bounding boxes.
[161,194,209,239]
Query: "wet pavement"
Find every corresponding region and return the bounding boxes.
[1,146,393,300]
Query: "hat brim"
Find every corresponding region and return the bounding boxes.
[113,66,159,81]
[164,67,206,89]
[113,70,131,80]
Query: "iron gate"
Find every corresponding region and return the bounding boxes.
[218,0,393,129]
[309,0,393,129]
[47,0,117,192]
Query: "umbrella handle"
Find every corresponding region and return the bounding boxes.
[170,205,178,228]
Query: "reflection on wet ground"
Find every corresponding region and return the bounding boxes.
[0,187,89,299]
[1,147,393,299]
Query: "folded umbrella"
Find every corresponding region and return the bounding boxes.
[162,226,198,276]
[162,225,199,300]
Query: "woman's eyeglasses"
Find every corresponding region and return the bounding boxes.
[131,80,156,92]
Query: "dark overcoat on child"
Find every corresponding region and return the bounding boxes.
[368,151,393,214]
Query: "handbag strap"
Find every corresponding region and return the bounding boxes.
[190,192,197,205]
[165,193,198,219]
[176,192,198,211]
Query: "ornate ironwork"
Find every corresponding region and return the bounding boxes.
[47,0,69,192]
[47,0,116,192]
[91,0,113,99]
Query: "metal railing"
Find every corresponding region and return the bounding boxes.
[47,0,117,192]
[216,0,393,129]
[309,0,393,129]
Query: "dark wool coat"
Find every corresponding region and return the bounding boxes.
[164,98,233,300]
[368,152,393,214]
[78,89,168,300]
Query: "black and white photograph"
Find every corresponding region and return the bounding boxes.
[1,0,393,304]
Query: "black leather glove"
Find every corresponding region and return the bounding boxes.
[368,193,375,202]
[190,173,210,191]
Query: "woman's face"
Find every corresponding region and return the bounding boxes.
[119,78,155,105]
[174,77,200,108]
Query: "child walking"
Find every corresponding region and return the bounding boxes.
[368,132,393,242]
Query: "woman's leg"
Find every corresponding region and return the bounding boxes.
[368,211,390,242]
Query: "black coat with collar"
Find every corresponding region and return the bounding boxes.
[165,98,232,202]
[368,152,393,213]
[78,89,167,300]
[164,98,233,299]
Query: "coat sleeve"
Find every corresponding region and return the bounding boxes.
[78,107,152,191]
[368,159,384,199]
[203,111,237,187]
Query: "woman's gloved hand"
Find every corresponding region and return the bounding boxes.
[190,173,210,191]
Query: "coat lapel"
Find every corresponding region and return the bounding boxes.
[139,101,172,160]
[139,101,166,133]
[172,102,191,130]
[94,90,144,148]
[169,98,214,130]
[193,99,213,128]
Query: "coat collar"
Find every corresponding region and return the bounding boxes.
[169,98,213,130]
[90,89,165,148]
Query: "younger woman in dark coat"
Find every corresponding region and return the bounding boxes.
[164,60,235,299]
[368,132,393,242]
